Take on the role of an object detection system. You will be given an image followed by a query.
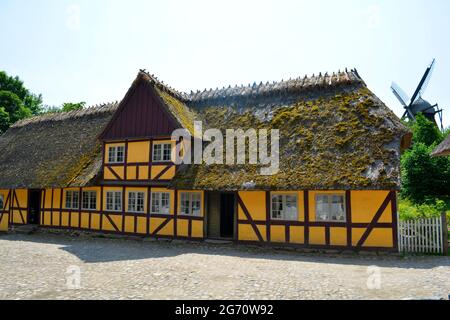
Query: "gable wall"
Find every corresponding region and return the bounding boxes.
[101,80,179,141]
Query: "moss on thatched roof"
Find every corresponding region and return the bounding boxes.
[0,69,410,191]
[0,103,118,189]
[170,80,410,191]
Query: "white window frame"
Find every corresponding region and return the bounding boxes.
[108,145,125,164]
[128,191,145,213]
[65,190,80,210]
[270,194,298,221]
[82,191,97,210]
[179,192,202,216]
[0,195,4,210]
[315,194,346,222]
[151,192,171,215]
[106,191,122,212]
[152,143,172,162]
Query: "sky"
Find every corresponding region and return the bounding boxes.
[1,0,449,127]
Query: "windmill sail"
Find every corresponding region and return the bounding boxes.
[391,82,409,107]
[410,59,435,105]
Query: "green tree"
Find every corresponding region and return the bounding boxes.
[0,71,42,114]
[0,107,10,133]
[0,71,43,133]
[410,113,443,146]
[401,113,450,203]
[61,102,86,112]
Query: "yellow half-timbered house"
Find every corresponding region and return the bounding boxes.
[0,69,411,251]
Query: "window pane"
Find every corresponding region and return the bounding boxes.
[0,195,3,209]
[151,193,160,213]
[114,192,122,211]
[106,192,113,211]
[137,193,144,212]
[66,191,72,209]
[331,195,345,221]
[191,193,201,216]
[271,195,282,219]
[82,192,89,209]
[117,146,124,163]
[316,195,329,221]
[163,144,172,161]
[128,192,136,212]
[161,193,170,214]
[90,192,97,210]
[153,145,162,161]
[180,193,190,215]
[72,192,79,209]
[108,147,116,163]
[285,195,298,220]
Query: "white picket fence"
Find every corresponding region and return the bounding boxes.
[399,216,446,254]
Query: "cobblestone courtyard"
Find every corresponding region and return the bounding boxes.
[0,232,448,300]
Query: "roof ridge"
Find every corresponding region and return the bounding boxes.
[12,101,119,128]
[138,68,364,104]
[187,68,363,102]
[138,69,188,101]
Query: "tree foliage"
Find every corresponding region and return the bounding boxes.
[0,71,42,133]
[401,113,450,203]
[62,102,86,112]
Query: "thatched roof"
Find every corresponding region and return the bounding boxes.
[431,134,450,157]
[0,103,118,189]
[166,69,411,191]
[0,69,410,191]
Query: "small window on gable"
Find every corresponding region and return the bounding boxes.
[65,190,79,210]
[152,143,172,162]
[315,194,346,222]
[0,195,4,210]
[271,194,298,220]
[108,146,125,163]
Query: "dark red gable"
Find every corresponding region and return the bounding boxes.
[100,76,180,140]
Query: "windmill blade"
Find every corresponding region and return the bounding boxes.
[410,59,436,105]
[405,108,416,121]
[391,82,410,106]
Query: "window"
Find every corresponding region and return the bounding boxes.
[128,191,145,213]
[106,191,122,212]
[0,195,4,210]
[108,146,125,163]
[152,143,172,162]
[316,194,346,222]
[180,192,201,216]
[82,191,97,210]
[65,191,79,210]
[271,194,298,220]
[151,192,170,214]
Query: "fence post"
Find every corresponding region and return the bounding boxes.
[442,212,448,256]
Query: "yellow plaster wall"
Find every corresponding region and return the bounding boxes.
[351,190,392,223]
[127,141,150,163]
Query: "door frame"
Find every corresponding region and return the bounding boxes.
[27,189,42,225]
[205,191,238,240]
[219,192,237,240]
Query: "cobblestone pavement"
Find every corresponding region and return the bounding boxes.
[0,232,448,300]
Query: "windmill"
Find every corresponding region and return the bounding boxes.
[391,59,444,129]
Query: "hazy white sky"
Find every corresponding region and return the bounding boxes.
[1,0,449,126]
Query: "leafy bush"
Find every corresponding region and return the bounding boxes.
[399,197,449,222]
